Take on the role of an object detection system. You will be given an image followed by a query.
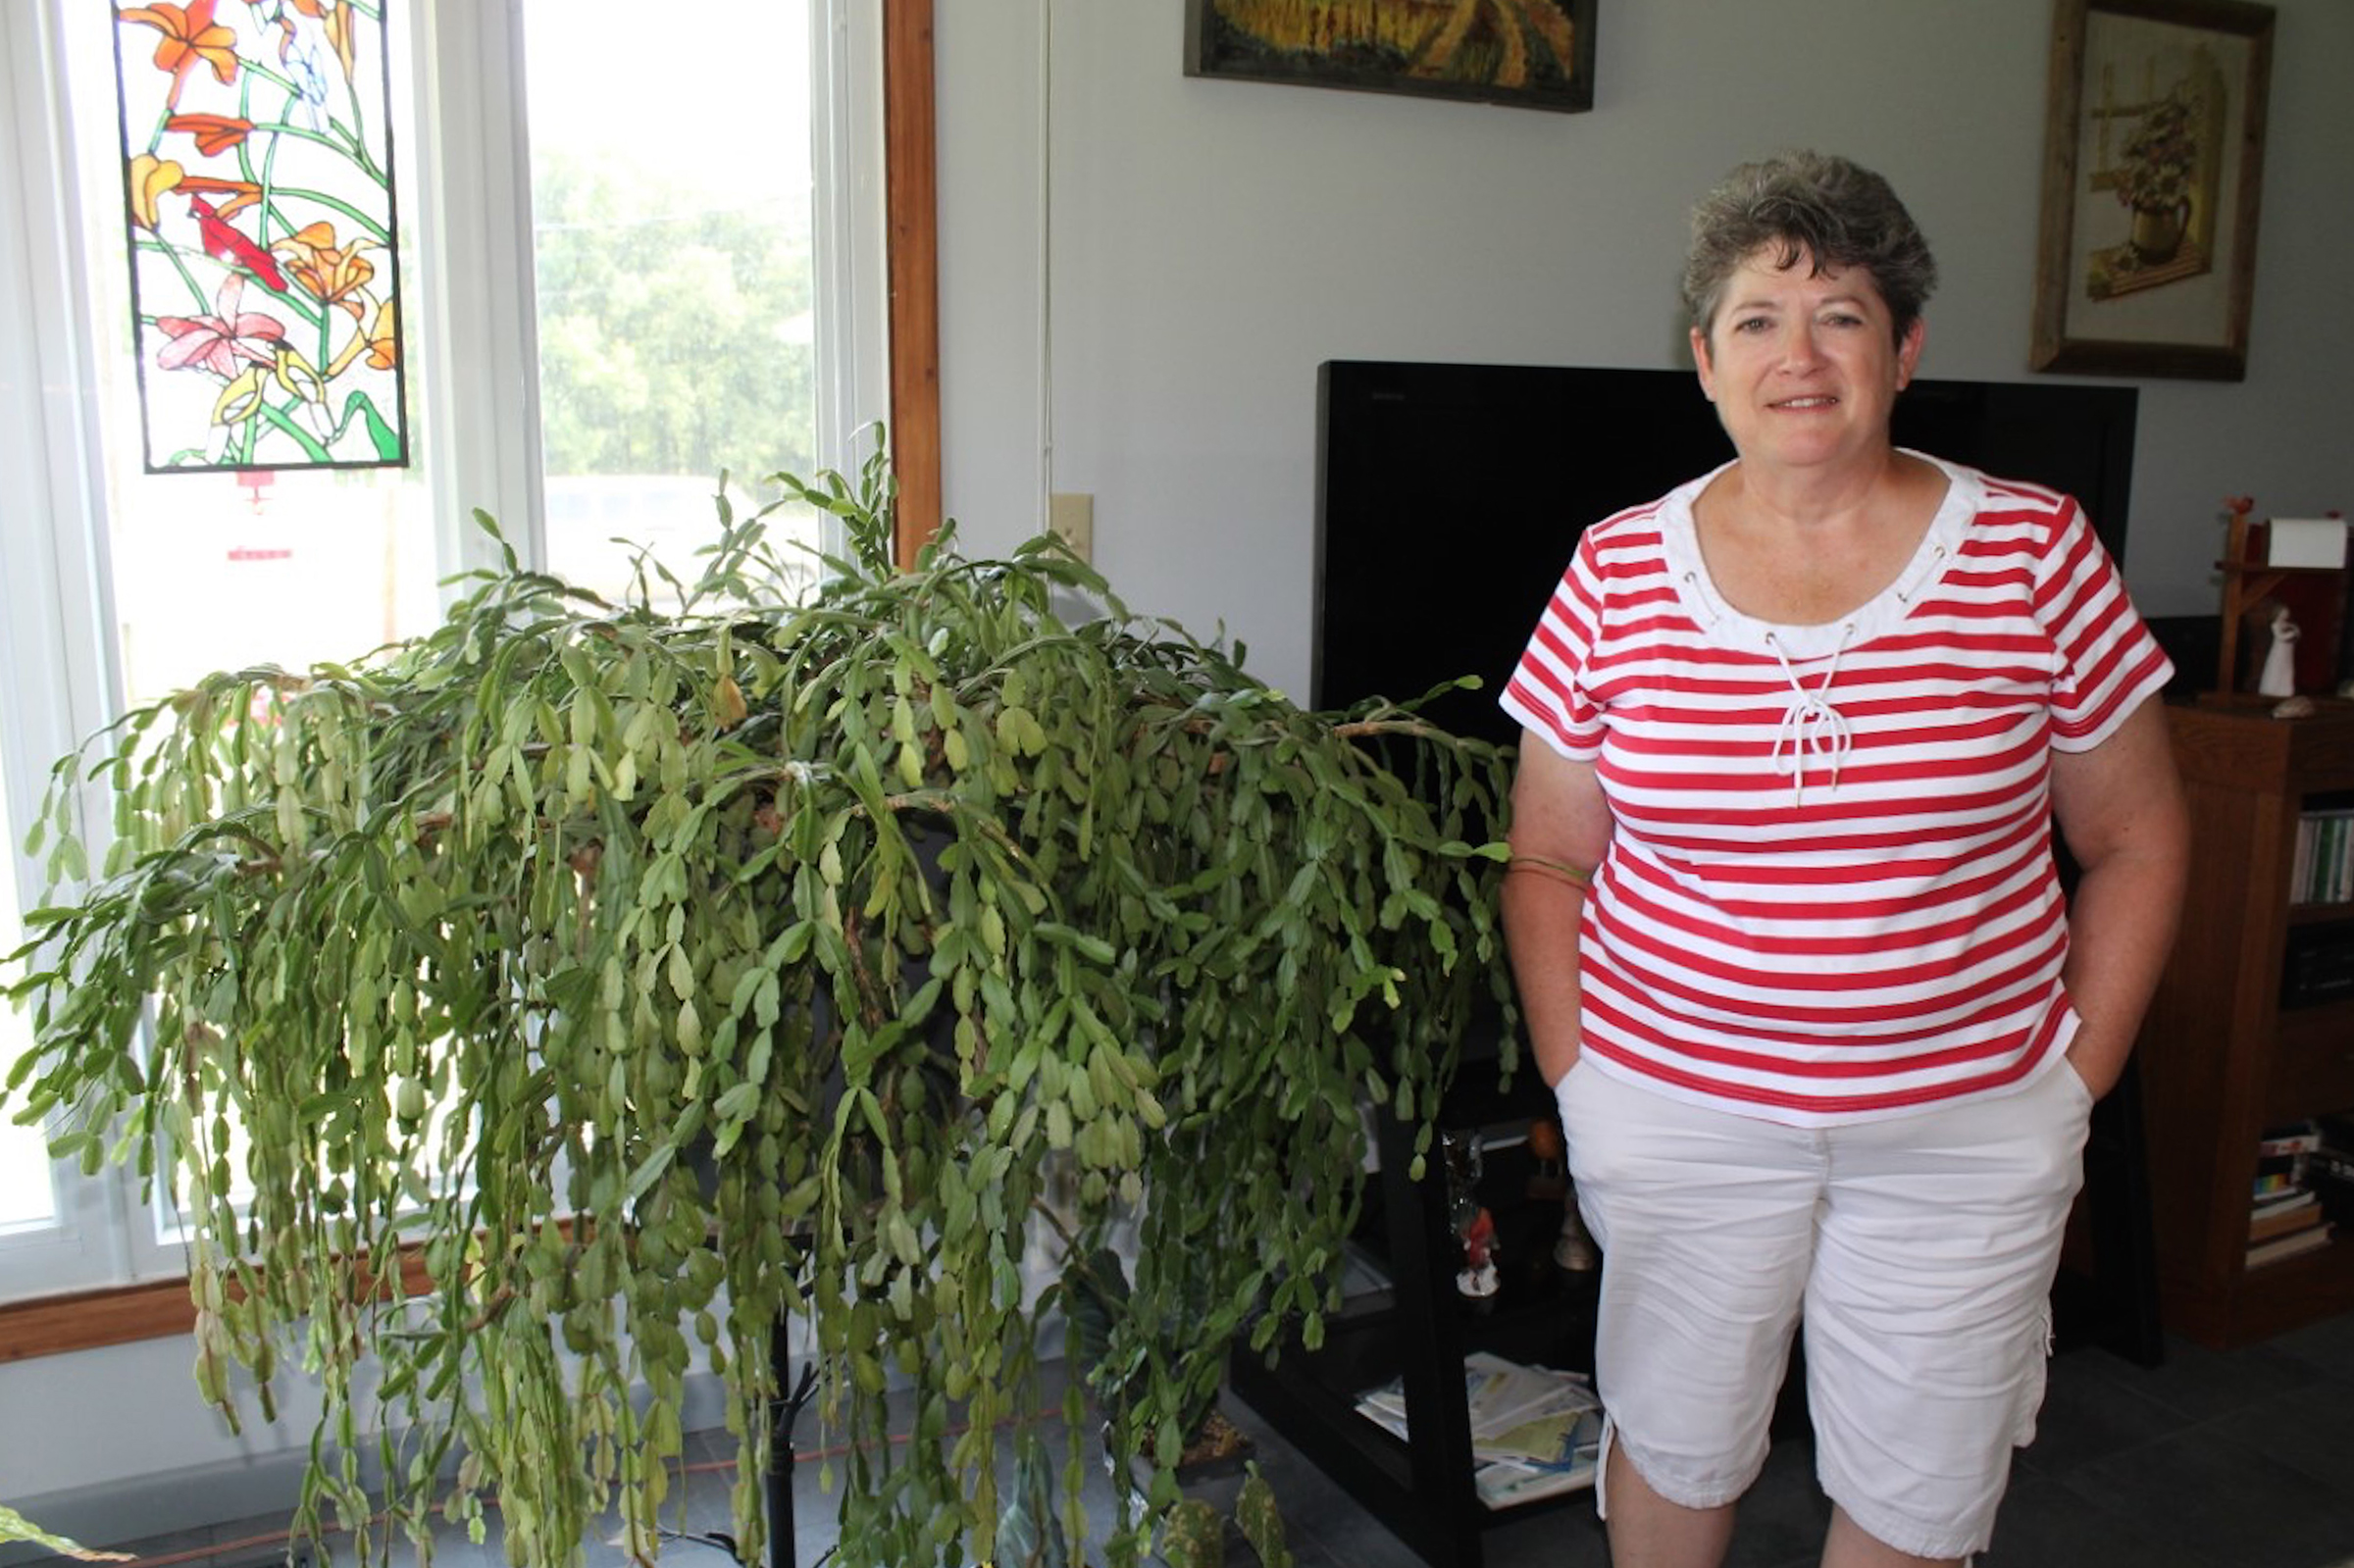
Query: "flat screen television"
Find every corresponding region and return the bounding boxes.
[1311,360,2141,747]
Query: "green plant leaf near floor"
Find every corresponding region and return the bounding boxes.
[0,1505,131,1561]
[2,440,1515,1568]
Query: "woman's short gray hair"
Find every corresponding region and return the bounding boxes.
[1681,150,1939,343]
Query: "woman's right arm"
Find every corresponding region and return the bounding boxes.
[1501,735,1614,1087]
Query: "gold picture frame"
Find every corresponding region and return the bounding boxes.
[2030,0,2275,380]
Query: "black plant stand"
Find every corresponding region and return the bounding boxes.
[766,1317,818,1568]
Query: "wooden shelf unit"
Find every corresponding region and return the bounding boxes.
[2139,697,2354,1347]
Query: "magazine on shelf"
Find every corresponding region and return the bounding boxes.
[1354,1351,1606,1510]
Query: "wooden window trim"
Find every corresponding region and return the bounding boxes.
[0,1275,206,1363]
[0,1250,438,1365]
[887,0,943,563]
[0,3,944,1368]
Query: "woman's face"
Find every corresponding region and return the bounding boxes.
[1691,246,1925,478]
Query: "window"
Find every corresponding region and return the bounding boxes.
[0,0,897,1311]
[0,771,53,1234]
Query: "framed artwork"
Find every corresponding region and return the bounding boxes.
[114,0,410,472]
[1183,0,1596,114]
[2029,0,2275,380]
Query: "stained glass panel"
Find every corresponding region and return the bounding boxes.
[113,0,408,473]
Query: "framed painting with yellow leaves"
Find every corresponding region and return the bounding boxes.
[1184,0,1597,114]
[114,0,409,472]
[2030,0,2275,380]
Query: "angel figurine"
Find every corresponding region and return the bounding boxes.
[2258,605,2300,697]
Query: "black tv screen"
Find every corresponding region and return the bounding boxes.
[1311,360,2139,748]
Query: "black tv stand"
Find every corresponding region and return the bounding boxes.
[1228,1028,1602,1568]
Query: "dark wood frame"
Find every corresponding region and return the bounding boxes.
[0,2,944,1364]
[2030,0,2275,380]
[1183,0,1596,115]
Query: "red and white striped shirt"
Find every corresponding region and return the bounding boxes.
[1501,456,2172,1125]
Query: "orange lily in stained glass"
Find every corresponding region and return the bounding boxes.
[166,113,256,157]
[273,223,376,319]
[121,2,241,110]
[321,3,359,83]
[171,176,264,219]
[361,300,398,372]
[154,276,287,380]
[324,297,391,378]
[128,154,185,230]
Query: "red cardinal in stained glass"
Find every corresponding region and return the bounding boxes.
[188,195,286,292]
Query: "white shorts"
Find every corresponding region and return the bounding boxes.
[1553,1056,2094,1561]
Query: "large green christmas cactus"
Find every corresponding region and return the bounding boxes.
[4,442,1515,1566]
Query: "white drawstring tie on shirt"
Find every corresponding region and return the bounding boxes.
[1765,628,1854,805]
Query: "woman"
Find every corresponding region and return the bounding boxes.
[1499,150,2188,1568]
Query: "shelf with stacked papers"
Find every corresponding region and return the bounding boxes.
[2246,1223,2335,1269]
[2249,1188,2325,1245]
[1353,1352,1603,1510]
[1229,1022,1603,1568]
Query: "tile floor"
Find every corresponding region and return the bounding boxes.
[66,1309,2354,1568]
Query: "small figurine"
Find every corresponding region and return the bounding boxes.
[2259,605,2300,697]
[1456,1205,1500,1301]
[1525,1117,1567,1201]
[1554,1202,1600,1273]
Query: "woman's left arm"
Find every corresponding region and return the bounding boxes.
[2048,694,2192,1098]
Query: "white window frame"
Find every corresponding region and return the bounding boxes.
[0,0,893,1307]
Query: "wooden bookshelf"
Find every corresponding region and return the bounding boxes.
[2138,697,2354,1347]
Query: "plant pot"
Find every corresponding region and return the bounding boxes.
[2129,199,2189,265]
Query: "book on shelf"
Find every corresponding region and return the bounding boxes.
[2295,808,2354,906]
[2254,1165,2305,1201]
[2247,1223,2334,1269]
[2255,1130,2315,1202]
[2249,1190,2326,1244]
[2258,1121,2324,1158]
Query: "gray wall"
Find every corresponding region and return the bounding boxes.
[938,0,2354,702]
[12,0,2352,1533]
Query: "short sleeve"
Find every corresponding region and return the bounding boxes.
[2035,498,2174,751]
[1499,531,1609,760]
